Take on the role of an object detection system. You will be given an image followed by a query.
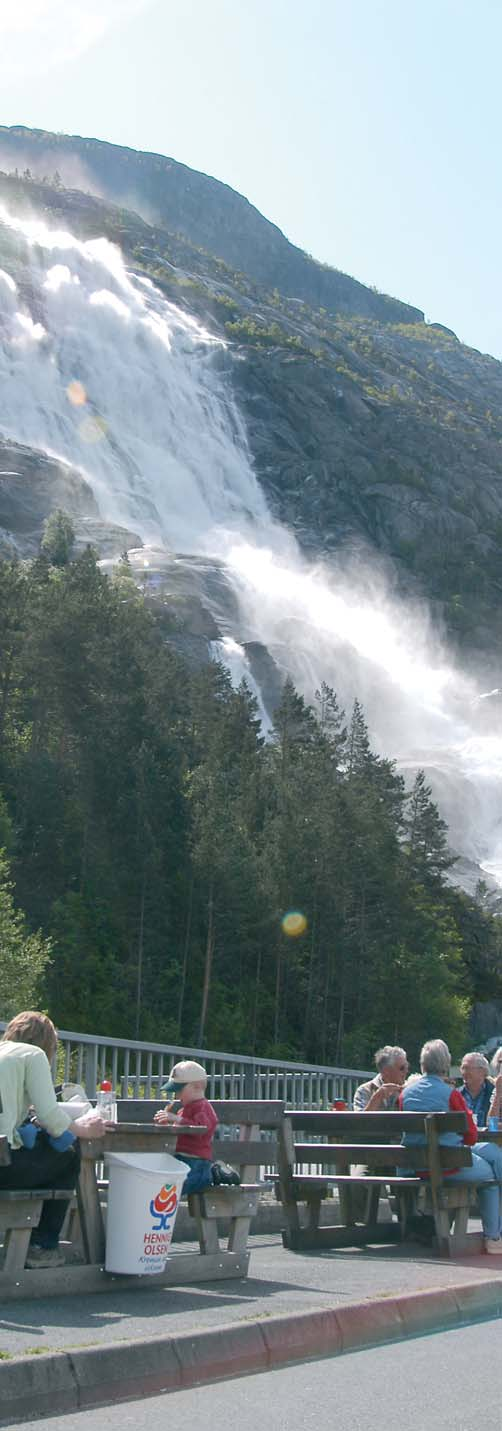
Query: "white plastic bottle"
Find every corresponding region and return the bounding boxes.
[97,1079,117,1122]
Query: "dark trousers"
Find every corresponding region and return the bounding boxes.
[0,1138,81,1248]
[175,1154,213,1195]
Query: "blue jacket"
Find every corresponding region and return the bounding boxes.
[459,1078,494,1128]
[401,1074,476,1147]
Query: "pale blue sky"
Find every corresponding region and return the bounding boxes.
[1,0,501,356]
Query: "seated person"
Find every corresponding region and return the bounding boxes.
[353,1045,409,1111]
[489,1049,502,1127]
[0,1011,106,1269]
[459,1052,494,1126]
[350,1046,408,1219]
[154,1059,218,1194]
[400,1038,502,1255]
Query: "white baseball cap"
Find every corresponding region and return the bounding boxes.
[162,1059,207,1092]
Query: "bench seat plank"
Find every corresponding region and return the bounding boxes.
[0,1189,75,1200]
[290,1174,422,1190]
[291,1143,471,1169]
[288,1111,467,1135]
[212,1140,278,1164]
[190,1188,261,1219]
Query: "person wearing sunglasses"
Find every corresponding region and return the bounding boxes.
[353,1045,409,1112]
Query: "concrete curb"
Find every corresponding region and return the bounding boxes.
[2,1276,502,1424]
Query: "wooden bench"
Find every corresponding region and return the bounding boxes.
[0,1190,77,1276]
[112,1098,283,1266]
[0,1133,80,1278]
[275,1109,495,1256]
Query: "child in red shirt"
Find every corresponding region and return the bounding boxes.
[154,1060,218,1194]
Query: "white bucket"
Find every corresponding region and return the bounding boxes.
[105,1152,188,1275]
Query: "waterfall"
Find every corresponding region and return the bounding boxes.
[210,638,273,735]
[1,202,501,887]
[0,204,273,551]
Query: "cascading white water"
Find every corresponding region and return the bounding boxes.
[1,202,501,886]
[0,204,273,551]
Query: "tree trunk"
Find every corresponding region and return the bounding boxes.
[177,874,194,1036]
[252,946,262,1054]
[304,883,319,1048]
[335,976,345,1063]
[320,942,332,1063]
[79,807,91,895]
[134,864,146,1040]
[274,938,282,1046]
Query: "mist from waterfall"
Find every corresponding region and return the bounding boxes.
[0,202,501,886]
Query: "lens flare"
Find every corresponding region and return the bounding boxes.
[79,414,107,444]
[66,380,86,406]
[282,910,307,938]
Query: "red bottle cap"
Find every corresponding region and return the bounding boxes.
[100,1080,112,1092]
[332,1099,347,1110]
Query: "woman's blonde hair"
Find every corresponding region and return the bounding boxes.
[2,1011,57,1061]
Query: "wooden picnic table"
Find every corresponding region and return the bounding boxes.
[1,1102,281,1295]
[78,1122,202,1264]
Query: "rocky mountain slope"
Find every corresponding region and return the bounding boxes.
[0,141,502,659]
[0,125,422,325]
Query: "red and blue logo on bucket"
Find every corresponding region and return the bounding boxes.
[149,1181,178,1231]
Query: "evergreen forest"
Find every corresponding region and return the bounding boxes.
[1,529,501,1067]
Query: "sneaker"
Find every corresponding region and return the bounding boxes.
[25,1246,66,1269]
[485,1238,502,1255]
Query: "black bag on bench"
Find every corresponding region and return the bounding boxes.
[211,1161,241,1187]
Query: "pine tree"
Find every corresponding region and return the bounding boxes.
[404,769,453,881]
[40,509,75,566]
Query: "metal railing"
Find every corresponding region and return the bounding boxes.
[0,1023,370,1107]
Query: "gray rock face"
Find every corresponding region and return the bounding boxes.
[0,126,423,326]
[0,440,142,558]
[0,438,98,551]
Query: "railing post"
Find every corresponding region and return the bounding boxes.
[243,1062,256,1099]
[84,1043,99,1100]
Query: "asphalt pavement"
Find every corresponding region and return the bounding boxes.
[1,1234,500,1359]
[13,1319,502,1431]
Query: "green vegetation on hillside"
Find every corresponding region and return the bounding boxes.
[0,543,499,1063]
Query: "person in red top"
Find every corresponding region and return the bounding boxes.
[154,1060,218,1194]
[400,1039,502,1253]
